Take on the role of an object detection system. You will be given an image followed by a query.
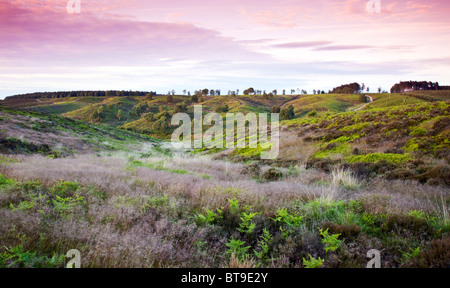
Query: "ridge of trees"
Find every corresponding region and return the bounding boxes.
[390,81,450,93]
[4,91,158,100]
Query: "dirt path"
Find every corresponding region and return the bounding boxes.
[353,95,373,111]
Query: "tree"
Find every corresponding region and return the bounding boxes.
[210,89,215,96]
[331,83,361,94]
[202,89,209,96]
[280,105,295,120]
[174,103,187,113]
[215,103,229,113]
[378,87,382,93]
[243,87,255,95]
[153,117,169,133]
[92,106,105,120]
[271,106,281,113]
[183,89,187,95]
[116,109,123,120]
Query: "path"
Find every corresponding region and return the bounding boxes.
[353,95,373,111]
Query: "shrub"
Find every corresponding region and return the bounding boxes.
[238,212,259,234]
[408,237,450,268]
[225,238,250,261]
[50,180,80,197]
[254,229,272,261]
[260,168,283,182]
[280,105,295,120]
[302,254,324,268]
[319,228,342,253]
[321,222,361,239]
[195,208,223,226]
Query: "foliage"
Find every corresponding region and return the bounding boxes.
[195,208,223,226]
[302,254,324,268]
[253,229,272,261]
[319,228,342,253]
[225,238,251,261]
[238,212,259,234]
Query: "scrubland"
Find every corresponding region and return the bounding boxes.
[0,92,449,268]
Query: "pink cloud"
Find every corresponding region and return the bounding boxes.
[0,1,264,67]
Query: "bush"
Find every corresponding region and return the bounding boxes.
[280,105,295,120]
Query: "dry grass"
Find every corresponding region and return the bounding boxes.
[1,151,449,268]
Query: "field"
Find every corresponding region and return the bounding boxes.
[0,91,449,268]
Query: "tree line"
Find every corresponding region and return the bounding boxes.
[389,81,450,93]
[5,91,157,100]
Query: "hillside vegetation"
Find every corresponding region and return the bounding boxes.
[0,90,449,268]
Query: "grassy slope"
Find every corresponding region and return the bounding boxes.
[0,107,159,156]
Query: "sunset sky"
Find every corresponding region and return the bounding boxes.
[1,0,450,98]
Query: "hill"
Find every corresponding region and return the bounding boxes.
[0,90,449,268]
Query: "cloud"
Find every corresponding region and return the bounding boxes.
[271,41,332,49]
[0,1,264,67]
[238,6,307,28]
[314,45,375,51]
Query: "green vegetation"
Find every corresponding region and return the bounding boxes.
[0,90,448,268]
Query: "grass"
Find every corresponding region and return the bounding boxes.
[0,91,448,268]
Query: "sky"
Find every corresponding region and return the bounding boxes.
[1,0,450,99]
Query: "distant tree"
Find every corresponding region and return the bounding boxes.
[116,109,123,120]
[243,87,254,95]
[210,89,215,96]
[280,105,295,120]
[215,103,229,113]
[367,87,370,92]
[153,117,169,133]
[313,89,316,94]
[331,83,361,94]
[272,89,277,95]
[271,106,281,113]
[236,89,240,95]
[92,105,105,120]
[192,94,199,103]
[202,89,209,96]
[378,87,382,93]
[174,103,187,113]
[183,89,187,95]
